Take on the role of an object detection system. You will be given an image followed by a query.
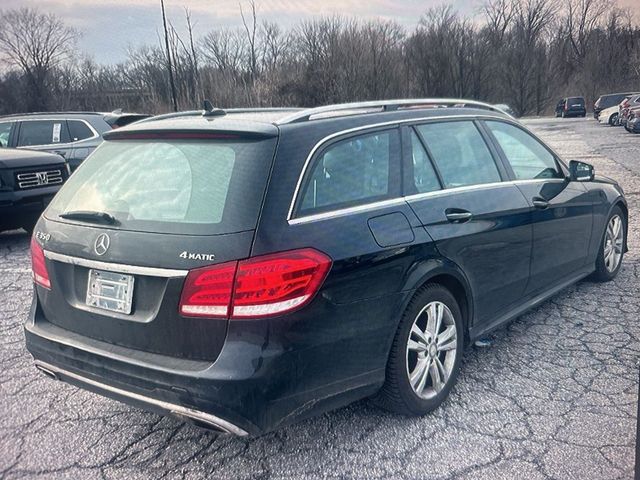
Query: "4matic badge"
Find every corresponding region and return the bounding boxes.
[179,251,215,261]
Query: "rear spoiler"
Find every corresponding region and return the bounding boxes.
[102,113,152,129]
[103,128,278,141]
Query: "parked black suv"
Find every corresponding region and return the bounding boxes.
[0,149,68,233]
[593,92,640,119]
[25,99,628,436]
[555,97,587,117]
[0,111,150,171]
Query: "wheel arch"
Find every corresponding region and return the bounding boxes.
[612,198,629,252]
[399,259,474,345]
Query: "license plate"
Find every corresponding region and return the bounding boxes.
[86,269,134,314]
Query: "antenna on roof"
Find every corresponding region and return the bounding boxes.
[111,108,123,115]
[202,99,226,117]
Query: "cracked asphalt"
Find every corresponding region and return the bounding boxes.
[0,118,638,479]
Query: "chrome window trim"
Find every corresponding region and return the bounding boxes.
[287,114,486,221]
[44,250,188,278]
[288,198,408,225]
[33,361,248,436]
[287,178,567,225]
[16,118,100,148]
[286,114,545,223]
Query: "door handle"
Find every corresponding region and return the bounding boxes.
[445,209,473,223]
[532,197,549,209]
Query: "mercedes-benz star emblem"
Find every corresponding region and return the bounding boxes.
[94,233,110,256]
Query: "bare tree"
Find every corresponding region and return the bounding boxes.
[0,8,78,110]
[1,4,640,116]
[159,0,178,111]
[240,0,259,84]
[565,0,614,63]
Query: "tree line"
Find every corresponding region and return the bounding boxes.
[0,0,639,117]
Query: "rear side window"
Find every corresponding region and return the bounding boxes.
[486,121,562,180]
[298,130,398,215]
[67,120,95,142]
[408,130,440,194]
[416,121,501,188]
[18,120,70,146]
[47,137,277,235]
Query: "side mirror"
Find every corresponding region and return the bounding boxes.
[569,160,594,182]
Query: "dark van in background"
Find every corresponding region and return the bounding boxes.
[555,97,586,118]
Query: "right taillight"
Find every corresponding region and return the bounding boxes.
[30,237,51,289]
[179,248,332,319]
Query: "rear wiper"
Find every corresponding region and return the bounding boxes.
[59,210,119,225]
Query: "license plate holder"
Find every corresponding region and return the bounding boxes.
[86,269,134,314]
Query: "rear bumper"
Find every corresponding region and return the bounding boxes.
[25,291,393,435]
[34,359,248,435]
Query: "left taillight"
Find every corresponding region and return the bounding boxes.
[30,237,51,289]
[179,248,332,319]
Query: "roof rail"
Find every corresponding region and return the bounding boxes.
[0,111,104,119]
[276,99,510,124]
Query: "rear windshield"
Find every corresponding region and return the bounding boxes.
[46,137,277,235]
[567,97,585,105]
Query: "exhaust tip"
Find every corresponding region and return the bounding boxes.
[35,364,59,381]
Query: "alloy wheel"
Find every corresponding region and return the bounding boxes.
[604,214,624,273]
[406,301,458,400]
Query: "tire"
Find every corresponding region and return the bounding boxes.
[592,206,626,282]
[609,113,618,126]
[374,284,464,415]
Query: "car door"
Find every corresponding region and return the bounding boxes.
[482,120,593,295]
[16,119,73,159]
[404,120,533,326]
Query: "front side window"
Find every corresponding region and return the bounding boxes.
[18,121,70,147]
[298,130,397,215]
[416,121,501,188]
[485,121,562,180]
[0,122,12,148]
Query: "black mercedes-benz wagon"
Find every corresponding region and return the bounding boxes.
[25,100,628,436]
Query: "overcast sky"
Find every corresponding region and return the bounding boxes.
[3,0,639,64]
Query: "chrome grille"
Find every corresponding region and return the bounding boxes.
[16,169,64,189]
